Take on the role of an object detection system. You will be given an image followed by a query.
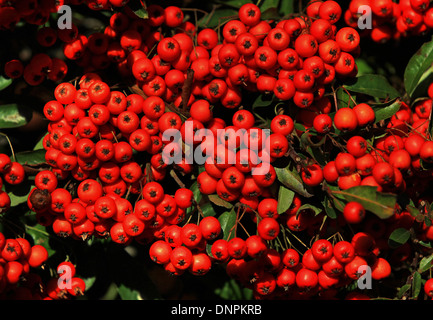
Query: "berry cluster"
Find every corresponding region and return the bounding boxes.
[0,231,84,300]
[344,0,433,42]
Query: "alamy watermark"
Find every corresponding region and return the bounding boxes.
[57,5,73,30]
[357,5,373,30]
[357,265,372,290]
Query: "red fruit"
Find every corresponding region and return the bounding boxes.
[1,239,23,262]
[343,201,366,224]
[189,253,212,276]
[170,246,193,270]
[67,277,86,296]
[257,218,280,241]
[199,216,221,241]
[371,257,391,280]
[344,255,368,280]
[296,268,319,291]
[333,240,355,264]
[149,240,172,264]
[311,239,333,263]
[28,245,49,268]
[334,108,358,131]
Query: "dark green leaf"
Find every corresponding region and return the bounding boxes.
[275,164,313,198]
[214,0,249,8]
[335,87,356,109]
[388,228,411,248]
[198,8,238,28]
[13,149,46,166]
[279,0,295,16]
[412,271,422,299]
[322,195,338,219]
[117,284,142,300]
[218,209,237,240]
[0,104,33,129]
[200,202,218,217]
[371,99,402,124]
[331,186,397,219]
[404,36,433,99]
[397,284,411,299]
[252,93,274,109]
[418,254,433,273]
[296,203,322,217]
[343,74,400,100]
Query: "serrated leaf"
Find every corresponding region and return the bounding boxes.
[404,36,433,99]
[343,74,400,100]
[331,186,397,219]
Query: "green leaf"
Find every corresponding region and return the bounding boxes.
[208,194,234,209]
[412,271,422,299]
[388,228,411,248]
[279,0,295,16]
[200,202,218,217]
[117,283,143,300]
[259,0,280,13]
[252,92,274,109]
[418,254,433,273]
[277,185,295,214]
[322,195,339,219]
[218,208,237,240]
[13,149,46,166]
[331,186,397,219]
[335,86,356,109]
[25,222,52,250]
[5,180,34,207]
[0,76,12,91]
[275,164,313,198]
[397,284,411,299]
[214,278,253,300]
[133,8,148,19]
[404,36,433,99]
[371,99,402,124]
[198,8,238,28]
[0,104,33,129]
[296,203,322,217]
[343,74,400,100]
[214,0,249,8]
